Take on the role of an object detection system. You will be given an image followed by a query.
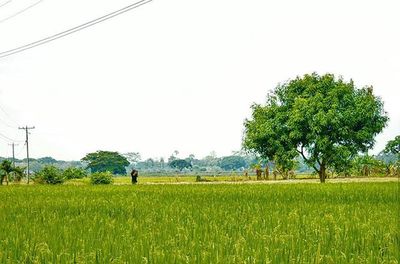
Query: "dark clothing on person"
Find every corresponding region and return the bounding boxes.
[131,169,138,184]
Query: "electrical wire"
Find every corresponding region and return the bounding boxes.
[0,116,16,128]
[0,103,19,127]
[0,0,12,8]
[15,142,26,158]
[0,0,43,24]
[0,130,24,143]
[0,131,15,142]
[0,0,152,59]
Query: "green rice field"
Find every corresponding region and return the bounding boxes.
[0,182,398,263]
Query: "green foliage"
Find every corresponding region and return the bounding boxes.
[63,167,88,179]
[350,155,386,177]
[81,151,129,175]
[0,160,11,185]
[244,73,388,182]
[387,161,400,176]
[0,160,12,185]
[376,152,398,165]
[0,160,25,184]
[195,175,210,182]
[384,135,400,159]
[201,152,220,167]
[219,156,247,170]
[36,157,58,164]
[0,183,397,263]
[90,171,113,185]
[9,166,25,182]
[0,156,85,173]
[34,165,65,184]
[169,159,192,171]
[122,152,141,164]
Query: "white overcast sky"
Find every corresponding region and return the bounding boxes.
[0,0,399,161]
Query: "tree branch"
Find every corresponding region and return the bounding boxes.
[297,145,319,173]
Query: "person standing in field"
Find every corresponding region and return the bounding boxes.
[131,169,138,184]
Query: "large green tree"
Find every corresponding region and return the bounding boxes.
[81,151,129,175]
[244,73,388,182]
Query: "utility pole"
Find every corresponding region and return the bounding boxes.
[8,142,18,168]
[18,126,35,184]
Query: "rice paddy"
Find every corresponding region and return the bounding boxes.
[0,182,398,263]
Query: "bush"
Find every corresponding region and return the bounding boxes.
[90,171,113,185]
[195,175,210,182]
[63,167,88,179]
[351,155,386,177]
[34,166,65,184]
[11,167,25,182]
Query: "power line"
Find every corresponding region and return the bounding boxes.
[15,142,26,157]
[0,0,12,8]
[0,133,11,142]
[0,0,43,24]
[0,116,16,128]
[0,103,19,127]
[0,118,24,142]
[0,133,23,143]
[0,0,152,59]
[0,130,22,142]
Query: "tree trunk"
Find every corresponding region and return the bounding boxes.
[256,169,262,180]
[283,171,289,180]
[264,166,269,180]
[319,162,327,183]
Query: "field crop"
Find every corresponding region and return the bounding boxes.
[0,182,398,263]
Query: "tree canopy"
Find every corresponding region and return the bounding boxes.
[219,156,247,170]
[243,73,388,182]
[37,157,58,164]
[81,151,129,175]
[169,159,192,171]
[384,135,400,158]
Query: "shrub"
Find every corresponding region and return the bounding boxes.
[63,167,88,179]
[196,175,210,182]
[90,171,113,185]
[34,166,65,184]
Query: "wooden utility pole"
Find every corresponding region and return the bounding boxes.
[8,142,18,168]
[18,126,35,184]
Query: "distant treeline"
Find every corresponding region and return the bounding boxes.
[0,151,397,175]
[0,157,83,172]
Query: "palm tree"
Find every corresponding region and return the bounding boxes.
[0,160,24,185]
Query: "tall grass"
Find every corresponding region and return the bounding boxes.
[0,182,398,263]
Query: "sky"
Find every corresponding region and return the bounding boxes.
[0,0,399,161]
